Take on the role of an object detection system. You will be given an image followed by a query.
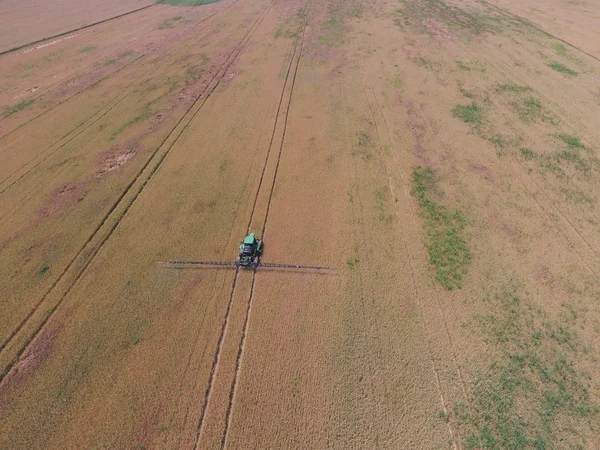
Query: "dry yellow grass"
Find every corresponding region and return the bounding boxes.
[1,0,599,447]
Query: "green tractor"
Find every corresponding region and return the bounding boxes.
[161,232,334,271]
[236,232,263,267]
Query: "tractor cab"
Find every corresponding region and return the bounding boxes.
[236,232,263,267]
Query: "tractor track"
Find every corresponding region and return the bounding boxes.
[471,42,600,273]
[479,0,600,64]
[0,0,274,386]
[435,27,600,275]
[219,3,309,447]
[0,0,243,352]
[174,34,292,448]
[347,24,464,448]
[0,56,149,196]
[0,54,142,144]
[0,3,240,226]
[192,1,309,446]
[0,4,164,134]
[0,0,238,193]
[338,79,387,444]
[0,4,158,57]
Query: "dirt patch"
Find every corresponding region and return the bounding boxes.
[96,140,139,177]
[183,275,203,298]
[39,182,86,220]
[535,265,554,286]
[424,19,454,42]
[0,331,57,406]
[470,162,495,183]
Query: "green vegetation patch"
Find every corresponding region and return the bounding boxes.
[395,0,503,36]
[551,43,567,56]
[375,189,393,223]
[109,104,153,140]
[519,148,536,161]
[452,101,484,126]
[495,83,531,94]
[456,60,471,71]
[415,57,432,67]
[37,264,50,277]
[391,74,403,86]
[558,134,585,150]
[457,287,598,449]
[561,187,596,205]
[78,46,96,53]
[548,62,578,76]
[348,5,363,17]
[510,97,543,124]
[318,15,345,47]
[2,99,33,118]
[411,166,471,290]
[551,134,594,176]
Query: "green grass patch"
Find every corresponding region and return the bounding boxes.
[548,62,578,76]
[452,101,484,126]
[495,83,531,94]
[159,19,177,29]
[557,134,585,150]
[411,167,471,290]
[458,85,474,98]
[551,43,566,56]
[392,74,403,86]
[555,149,591,175]
[539,155,566,179]
[2,99,33,118]
[109,104,152,140]
[78,46,96,53]
[317,15,345,47]
[456,60,471,71]
[519,148,536,160]
[274,28,282,38]
[346,254,359,270]
[358,131,371,146]
[510,97,543,124]
[98,58,117,67]
[348,5,363,17]
[561,187,595,205]
[415,57,431,67]
[398,0,501,35]
[488,134,508,149]
[324,17,338,28]
[457,287,599,449]
[117,50,134,59]
[375,189,393,223]
[456,60,486,72]
[37,264,50,277]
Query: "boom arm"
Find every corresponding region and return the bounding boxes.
[159,260,335,271]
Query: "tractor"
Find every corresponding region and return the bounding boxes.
[235,232,263,267]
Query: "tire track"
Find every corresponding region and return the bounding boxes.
[0,4,165,132]
[0,1,239,224]
[192,2,306,445]
[0,0,238,190]
[174,35,293,447]
[0,0,275,385]
[0,56,148,194]
[0,4,157,57]
[348,22,463,449]
[216,2,309,447]
[472,43,600,272]
[479,0,600,64]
